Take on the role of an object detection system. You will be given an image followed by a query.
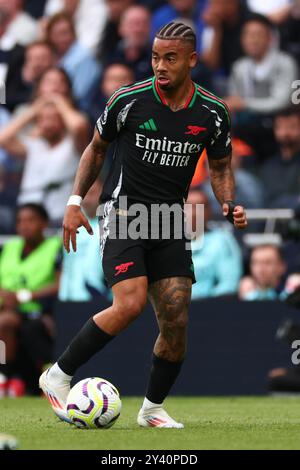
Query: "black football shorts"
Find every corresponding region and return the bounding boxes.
[99,205,196,288]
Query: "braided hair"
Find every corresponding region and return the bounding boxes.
[155,22,196,50]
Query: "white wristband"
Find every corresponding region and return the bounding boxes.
[67,195,82,207]
[17,289,33,304]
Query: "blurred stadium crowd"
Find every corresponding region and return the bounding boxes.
[1,0,300,395]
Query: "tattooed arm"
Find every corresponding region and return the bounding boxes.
[208,155,235,205]
[208,155,248,229]
[63,129,109,252]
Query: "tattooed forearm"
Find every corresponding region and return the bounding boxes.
[209,155,235,205]
[148,277,192,362]
[72,129,108,198]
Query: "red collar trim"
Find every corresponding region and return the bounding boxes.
[154,79,195,109]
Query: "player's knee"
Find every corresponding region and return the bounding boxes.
[173,312,189,331]
[166,318,188,339]
[114,294,146,322]
[125,298,145,320]
[158,308,189,332]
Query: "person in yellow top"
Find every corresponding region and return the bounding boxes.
[0,203,62,396]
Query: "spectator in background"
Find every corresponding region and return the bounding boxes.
[59,179,111,302]
[24,0,47,19]
[267,273,300,394]
[0,203,62,395]
[45,12,101,110]
[151,0,207,54]
[0,0,37,83]
[143,0,165,10]
[89,62,134,179]
[0,97,88,225]
[11,67,88,141]
[225,13,298,158]
[89,62,134,124]
[96,0,135,64]
[239,244,287,300]
[110,5,153,80]
[7,67,75,121]
[34,66,74,101]
[203,137,264,215]
[268,363,300,393]
[0,0,37,45]
[246,0,292,25]
[0,164,21,235]
[280,0,300,65]
[225,14,298,116]
[5,41,55,112]
[186,189,242,300]
[259,107,300,209]
[0,107,20,234]
[201,0,249,79]
[43,0,107,54]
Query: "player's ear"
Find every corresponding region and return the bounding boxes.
[189,51,198,68]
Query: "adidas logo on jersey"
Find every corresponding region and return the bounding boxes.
[139,118,157,131]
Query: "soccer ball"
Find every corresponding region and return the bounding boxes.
[66,378,121,429]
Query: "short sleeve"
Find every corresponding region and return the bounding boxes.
[96,102,119,143]
[96,90,137,142]
[206,105,232,160]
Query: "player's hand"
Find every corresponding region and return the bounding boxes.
[63,205,94,253]
[223,202,248,229]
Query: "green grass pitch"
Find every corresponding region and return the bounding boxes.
[2,396,300,450]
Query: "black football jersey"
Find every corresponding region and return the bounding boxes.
[97,76,232,205]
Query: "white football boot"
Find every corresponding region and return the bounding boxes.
[137,406,184,429]
[39,368,72,424]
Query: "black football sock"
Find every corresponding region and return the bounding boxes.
[57,318,115,376]
[145,354,184,405]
